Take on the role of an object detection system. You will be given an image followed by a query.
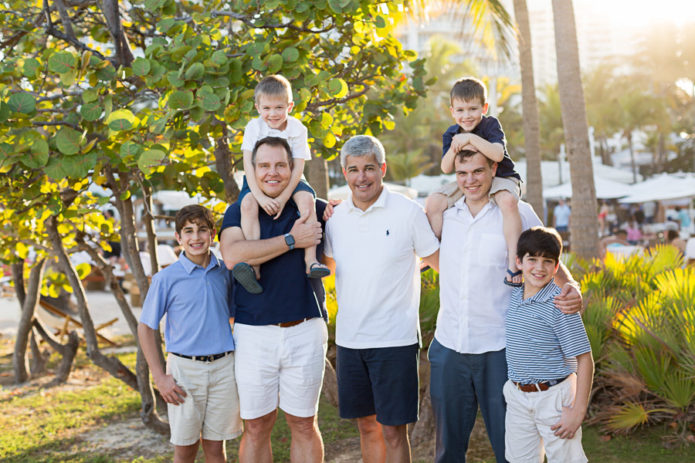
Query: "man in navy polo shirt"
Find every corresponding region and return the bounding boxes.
[220,136,328,463]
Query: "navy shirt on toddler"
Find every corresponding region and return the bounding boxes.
[442,115,521,181]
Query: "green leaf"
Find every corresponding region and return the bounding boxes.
[376,15,387,28]
[105,109,136,131]
[109,119,132,131]
[48,52,77,73]
[328,78,348,98]
[138,149,166,172]
[55,128,84,155]
[166,71,185,87]
[0,102,10,122]
[44,157,67,180]
[211,50,227,66]
[8,92,36,114]
[144,0,165,12]
[228,59,242,83]
[61,155,90,178]
[200,92,221,111]
[120,141,142,158]
[80,102,102,121]
[169,90,194,110]
[132,57,151,76]
[185,62,205,81]
[20,147,49,169]
[96,63,116,81]
[282,47,299,62]
[23,58,40,78]
[59,70,76,87]
[82,88,98,103]
[266,54,283,74]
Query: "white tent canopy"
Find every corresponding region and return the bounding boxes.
[543,177,635,200]
[619,174,695,203]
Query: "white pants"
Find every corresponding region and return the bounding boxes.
[503,374,588,463]
[233,318,328,419]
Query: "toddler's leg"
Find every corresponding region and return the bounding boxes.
[294,190,330,278]
[495,190,523,286]
[240,193,261,279]
[425,193,449,239]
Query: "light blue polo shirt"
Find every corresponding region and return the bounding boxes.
[505,281,591,384]
[140,252,235,356]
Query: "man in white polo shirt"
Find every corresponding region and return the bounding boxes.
[324,135,440,463]
[428,148,583,463]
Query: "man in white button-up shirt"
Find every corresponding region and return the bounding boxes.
[324,135,440,463]
[428,149,582,463]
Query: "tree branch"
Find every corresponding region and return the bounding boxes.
[210,11,335,33]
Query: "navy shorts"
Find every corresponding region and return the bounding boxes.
[238,175,315,202]
[336,343,419,426]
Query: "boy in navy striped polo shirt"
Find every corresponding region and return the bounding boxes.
[503,227,594,463]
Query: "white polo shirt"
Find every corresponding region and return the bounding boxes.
[241,116,311,160]
[324,188,439,349]
[435,198,542,354]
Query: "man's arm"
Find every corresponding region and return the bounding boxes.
[137,323,186,405]
[422,249,439,272]
[455,132,504,163]
[219,211,322,269]
[554,262,583,314]
[551,352,594,439]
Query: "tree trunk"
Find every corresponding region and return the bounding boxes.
[140,181,160,276]
[32,320,79,385]
[321,358,339,408]
[29,329,49,376]
[46,215,138,389]
[410,352,434,445]
[513,0,544,217]
[13,259,46,383]
[627,131,637,183]
[98,0,134,67]
[551,0,599,259]
[214,122,241,203]
[306,156,329,200]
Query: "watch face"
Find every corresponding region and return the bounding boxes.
[285,233,295,247]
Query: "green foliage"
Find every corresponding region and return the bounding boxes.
[577,247,695,438]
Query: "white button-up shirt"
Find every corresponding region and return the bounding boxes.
[435,198,542,354]
[325,188,440,349]
[241,115,311,160]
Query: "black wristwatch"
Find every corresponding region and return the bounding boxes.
[284,233,295,250]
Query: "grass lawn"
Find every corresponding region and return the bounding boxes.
[1,336,693,462]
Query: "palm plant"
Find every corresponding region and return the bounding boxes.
[578,247,695,440]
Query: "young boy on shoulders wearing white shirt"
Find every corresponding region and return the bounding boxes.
[504,226,594,463]
[234,74,330,294]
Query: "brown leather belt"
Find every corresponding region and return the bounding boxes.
[277,318,310,328]
[512,375,569,392]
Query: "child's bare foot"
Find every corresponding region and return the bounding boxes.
[307,262,331,279]
[503,268,523,287]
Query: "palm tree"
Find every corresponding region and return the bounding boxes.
[512,0,543,217]
[550,0,599,259]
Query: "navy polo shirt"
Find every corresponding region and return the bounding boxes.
[220,198,328,326]
[442,115,521,181]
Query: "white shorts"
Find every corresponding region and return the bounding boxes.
[503,374,588,463]
[233,318,328,420]
[166,352,242,446]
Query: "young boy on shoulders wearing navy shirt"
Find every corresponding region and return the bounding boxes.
[504,226,594,463]
[138,205,241,463]
[425,76,524,287]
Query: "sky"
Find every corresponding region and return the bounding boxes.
[527,0,695,27]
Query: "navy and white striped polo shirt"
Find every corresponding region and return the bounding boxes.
[505,281,591,385]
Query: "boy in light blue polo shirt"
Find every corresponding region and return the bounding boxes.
[503,226,594,463]
[138,205,241,463]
